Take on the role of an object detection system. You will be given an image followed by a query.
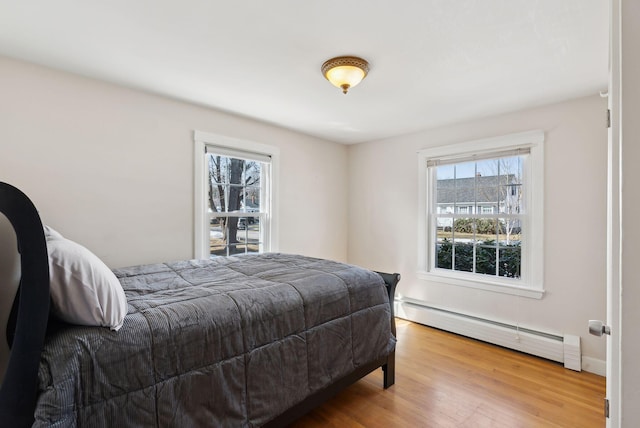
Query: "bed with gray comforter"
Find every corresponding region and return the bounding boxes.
[32,253,396,427]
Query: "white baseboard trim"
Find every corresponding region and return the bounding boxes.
[581,356,606,376]
[395,300,603,375]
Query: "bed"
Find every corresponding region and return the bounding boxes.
[0,182,398,427]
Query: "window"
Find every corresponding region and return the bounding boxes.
[417,130,544,298]
[194,131,279,259]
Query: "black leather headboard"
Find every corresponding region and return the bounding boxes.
[0,182,50,427]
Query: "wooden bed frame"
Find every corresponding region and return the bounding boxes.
[0,182,398,427]
[264,270,399,427]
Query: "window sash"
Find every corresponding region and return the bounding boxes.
[205,151,269,215]
[205,151,270,257]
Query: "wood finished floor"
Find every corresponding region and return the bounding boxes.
[291,319,606,428]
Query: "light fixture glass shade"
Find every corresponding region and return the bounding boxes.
[322,56,369,94]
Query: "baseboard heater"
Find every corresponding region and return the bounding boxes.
[395,299,581,371]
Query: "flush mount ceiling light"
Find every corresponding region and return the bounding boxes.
[321,56,369,94]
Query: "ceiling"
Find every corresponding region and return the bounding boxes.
[0,1,609,144]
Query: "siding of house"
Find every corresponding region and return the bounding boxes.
[347,94,608,371]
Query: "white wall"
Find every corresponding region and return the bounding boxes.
[0,56,348,268]
[347,94,608,368]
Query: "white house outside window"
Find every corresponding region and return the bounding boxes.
[417,130,544,299]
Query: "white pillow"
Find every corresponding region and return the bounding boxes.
[43,224,64,241]
[45,227,127,331]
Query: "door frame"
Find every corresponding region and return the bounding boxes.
[606,0,621,421]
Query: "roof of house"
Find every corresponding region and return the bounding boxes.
[437,175,518,204]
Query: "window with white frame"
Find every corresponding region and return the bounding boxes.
[194,131,279,259]
[417,130,544,298]
[481,206,494,214]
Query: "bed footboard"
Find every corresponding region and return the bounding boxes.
[376,271,400,389]
[263,270,399,427]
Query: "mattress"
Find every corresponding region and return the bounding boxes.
[34,253,395,427]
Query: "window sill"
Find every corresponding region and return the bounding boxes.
[416,270,545,299]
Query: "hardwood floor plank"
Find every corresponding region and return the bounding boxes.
[291,319,606,427]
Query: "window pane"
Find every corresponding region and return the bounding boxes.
[228,158,244,185]
[500,183,522,214]
[244,186,261,211]
[435,217,453,270]
[476,243,497,276]
[436,164,459,211]
[436,181,455,211]
[455,189,474,212]
[209,216,263,256]
[454,161,477,179]
[476,218,498,239]
[454,165,475,212]
[498,156,523,214]
[228,184,244,212]
[476,186,498,212]
[209,185,225,213]
[238,216,261,253]
[245,161,261,183]
[219,156,230,184]
[436,238,452,270]
[208,155,227,185]
[499,246,521,278]
[210,222,227,256]
[475,159,500,177]
[454,242,474,272]
[436,218,453,238]
[498,218,521,243]
[453,217,474,236]
[436,164,455,180]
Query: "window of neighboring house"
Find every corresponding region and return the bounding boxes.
[193,131,279,259]
[417,130,544,299]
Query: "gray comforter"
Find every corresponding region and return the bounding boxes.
[34,253,395,427]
